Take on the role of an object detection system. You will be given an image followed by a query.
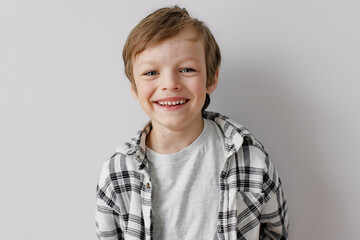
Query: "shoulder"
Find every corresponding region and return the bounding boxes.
[97,121,152,190]
[239,136,270,170]
[97,144,142,190]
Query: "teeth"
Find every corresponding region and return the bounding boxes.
[158,100,186,106]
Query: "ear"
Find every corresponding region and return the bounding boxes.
[130,83,138,99]
[206,69,219,94]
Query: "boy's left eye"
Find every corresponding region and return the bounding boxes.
[144,71,158,76]
[180,68,196,73]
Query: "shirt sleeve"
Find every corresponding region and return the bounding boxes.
[95,160,124,240]
[259,183,289,239]
[96,194,124,239]
[259,164,289,239]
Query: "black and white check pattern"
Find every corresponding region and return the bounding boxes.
[96,111,289,239]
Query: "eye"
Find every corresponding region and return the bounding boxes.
[144,71,158,76]
[180,68,196,73]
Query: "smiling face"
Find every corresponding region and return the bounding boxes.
[131,27,218,133]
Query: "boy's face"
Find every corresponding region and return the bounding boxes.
[131,27,218,132]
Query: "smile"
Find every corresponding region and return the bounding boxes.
[158,100,187,106]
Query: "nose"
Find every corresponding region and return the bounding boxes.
[160,71,180,91]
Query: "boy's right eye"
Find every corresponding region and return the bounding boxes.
[144,71,158,76]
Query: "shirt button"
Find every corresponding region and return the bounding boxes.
[146,182,151,189]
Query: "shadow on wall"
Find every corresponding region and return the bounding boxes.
[211,57,336,239]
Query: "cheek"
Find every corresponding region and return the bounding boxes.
[189,80,208,96]
[137,82,156,100]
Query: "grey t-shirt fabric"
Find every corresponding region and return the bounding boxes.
[146,119,225,240]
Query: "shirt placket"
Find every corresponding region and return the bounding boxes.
[140,163,153,240]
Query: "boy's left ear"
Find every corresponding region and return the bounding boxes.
[206,69,219,94]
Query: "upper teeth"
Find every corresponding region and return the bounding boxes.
[158,100,186,106]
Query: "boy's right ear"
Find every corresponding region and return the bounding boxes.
[130,83,138,99]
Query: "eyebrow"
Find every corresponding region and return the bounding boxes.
[185,37,199,42]
[180,56,202,63]
[134,60,157,69]
[135,56,201,68]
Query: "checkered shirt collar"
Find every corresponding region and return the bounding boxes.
[116,111,254,169]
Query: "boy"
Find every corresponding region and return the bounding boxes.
[96,6,289,240]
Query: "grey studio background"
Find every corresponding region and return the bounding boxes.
[1,0,359,239]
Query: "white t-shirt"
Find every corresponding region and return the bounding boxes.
[146,119,225,240]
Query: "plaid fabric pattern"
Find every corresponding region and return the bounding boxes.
[96,111,289,240]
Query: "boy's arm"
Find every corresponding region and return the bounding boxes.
[259,153,289,239]
[96,188,124,240]
[95,160,124,240]
[260,180,289,239]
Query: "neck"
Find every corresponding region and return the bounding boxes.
[146,117,204,154]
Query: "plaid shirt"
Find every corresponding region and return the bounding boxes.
[96,111,289,240]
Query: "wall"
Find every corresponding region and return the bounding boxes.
[1,0,359,239]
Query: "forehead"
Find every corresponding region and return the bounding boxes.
[134,28,205,63]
